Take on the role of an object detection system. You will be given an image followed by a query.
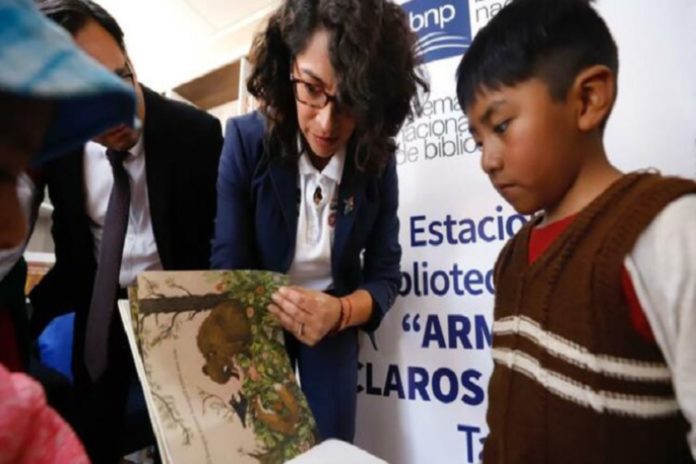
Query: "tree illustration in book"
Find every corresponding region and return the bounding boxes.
[120,270,317,464]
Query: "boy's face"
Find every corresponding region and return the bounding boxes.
[468,79,583,215]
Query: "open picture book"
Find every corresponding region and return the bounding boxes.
[118,270,318,464]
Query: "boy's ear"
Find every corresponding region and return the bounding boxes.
[570,65,616,132]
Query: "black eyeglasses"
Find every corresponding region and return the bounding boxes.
[290,75,353,116]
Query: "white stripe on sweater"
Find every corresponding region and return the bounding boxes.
[492,347,680,418]
[494,315,671,382]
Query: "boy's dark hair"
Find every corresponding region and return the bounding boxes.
[36,0,126,51]
[247,0,428,174]
[456,0,618,118]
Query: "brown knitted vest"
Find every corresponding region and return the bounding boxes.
[483,173,696,464]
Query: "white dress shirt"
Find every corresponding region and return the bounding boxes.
[83,137,162,288]
[625,194,696,458]
[288,147,346,291]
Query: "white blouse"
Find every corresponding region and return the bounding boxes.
[287,147,346,291]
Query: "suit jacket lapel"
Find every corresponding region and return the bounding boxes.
[142,87,173,268]
[66,148,91,232]
[68,148,87,204]
[332,153,365,276]
[268,157,299,256]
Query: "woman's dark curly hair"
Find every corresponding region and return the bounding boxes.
[247,0,429,174]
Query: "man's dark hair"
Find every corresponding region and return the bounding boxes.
[247,0,428,174]
[456,0,618,114]
[36,0,126,51]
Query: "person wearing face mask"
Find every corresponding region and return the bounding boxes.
[0,0,135,374]
[0,0,135,460]
[211,0,428,442]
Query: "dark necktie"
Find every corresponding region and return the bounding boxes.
[84,149,131,382]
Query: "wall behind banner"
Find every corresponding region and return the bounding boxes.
[355,1,696,463]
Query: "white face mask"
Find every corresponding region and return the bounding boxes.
[0,173,35,281]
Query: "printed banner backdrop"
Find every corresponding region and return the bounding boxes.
[355,1,696,463]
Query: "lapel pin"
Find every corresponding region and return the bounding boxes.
[343,196,354,215]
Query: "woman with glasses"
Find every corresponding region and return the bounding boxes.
[211,0,427,442]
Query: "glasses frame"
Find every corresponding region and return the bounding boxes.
[289,74,351,115]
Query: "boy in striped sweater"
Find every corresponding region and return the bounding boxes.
[456,0,696,462]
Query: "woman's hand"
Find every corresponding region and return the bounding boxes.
[268,286,341,346]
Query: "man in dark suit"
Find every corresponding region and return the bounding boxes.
[30,1,223,461]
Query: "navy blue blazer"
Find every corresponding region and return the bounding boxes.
[211,111,401,441]
[211,111,401,332]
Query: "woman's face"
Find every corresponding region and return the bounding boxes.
[292,28,356,161]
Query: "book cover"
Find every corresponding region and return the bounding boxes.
[119,270,317,463]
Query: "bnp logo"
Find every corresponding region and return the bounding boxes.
[404,0,472,64]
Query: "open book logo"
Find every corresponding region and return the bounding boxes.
[405,0,472,64]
